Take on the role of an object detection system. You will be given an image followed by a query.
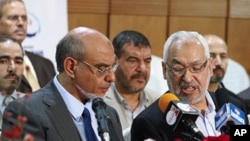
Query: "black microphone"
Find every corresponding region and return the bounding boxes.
[214,88,234,109]
[158,93,205,141]
[92,98,110,141]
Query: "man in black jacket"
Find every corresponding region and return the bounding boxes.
[204,34,249,123]
[131,31,221,141]
[131,31,249,141]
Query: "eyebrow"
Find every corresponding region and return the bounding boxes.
[0,55,23,60]
[171,59,204,65]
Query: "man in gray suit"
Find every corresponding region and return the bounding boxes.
[1,27,124,141]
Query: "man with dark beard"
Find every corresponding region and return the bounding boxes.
[204,34,229,92]
[104,30,162,140]
[0,36,26,134]
[204,34,249,121]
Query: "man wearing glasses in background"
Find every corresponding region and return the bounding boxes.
[130,31,222,141]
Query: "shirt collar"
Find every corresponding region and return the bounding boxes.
[53,76,84,119]
[112,83,148,106]
[205,91,217,113]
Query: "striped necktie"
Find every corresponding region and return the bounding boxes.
[82,108,98,141]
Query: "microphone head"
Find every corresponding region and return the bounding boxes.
[158,93,203,140]
[91,97,110,135]
[158,93,180,113]
[215,102,246,131]
[92,97,106,112]
[214,88,231,108]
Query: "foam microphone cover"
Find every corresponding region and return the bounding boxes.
[158,93,180,112]
[158,93,204,140]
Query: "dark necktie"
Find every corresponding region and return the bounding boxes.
[82,108,98,141]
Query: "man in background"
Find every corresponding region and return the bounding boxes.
[0,36,26,134]
[0,0,55,93]
[205,34,249,122]
[205,34,232,92]
[104,30,162,140]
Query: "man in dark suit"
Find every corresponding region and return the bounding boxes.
[204,34,249,120]
[131,31,221,141]
[1,27,124,141]
[0,0,56,93]
[131,31,247,141]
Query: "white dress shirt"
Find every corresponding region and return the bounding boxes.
[53,76,101,141]
[195,92,221,137]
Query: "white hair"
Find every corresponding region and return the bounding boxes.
[163,31,210,63]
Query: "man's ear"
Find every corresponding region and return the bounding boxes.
[64,57,77,78]
[162,61,167,80]
[208,58,214,77]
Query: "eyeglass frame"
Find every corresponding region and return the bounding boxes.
[166,59,208,76]
[80,61,117,76]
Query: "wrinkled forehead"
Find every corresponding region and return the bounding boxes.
[83,34,115,62]
[2,1,27,15]
[168,39,206,63]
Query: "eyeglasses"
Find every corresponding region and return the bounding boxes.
[81,61,117,76]
[166,59,208,76]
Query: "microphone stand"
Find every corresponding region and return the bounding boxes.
[100,132,110,141]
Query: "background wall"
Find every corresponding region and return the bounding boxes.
[23,0,68,68]
[68,0,250,76]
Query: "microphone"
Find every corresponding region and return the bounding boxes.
[215,102,246,134]
[92,98,110,141]
[158,93,205,141]
[214,88,247,134]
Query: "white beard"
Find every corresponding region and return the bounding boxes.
[75,84,98,99]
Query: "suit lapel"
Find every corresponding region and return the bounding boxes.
[43,82,82,141]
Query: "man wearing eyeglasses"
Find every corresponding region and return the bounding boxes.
[104,30,162,140]
[130,31,223,141]
[1,27,124,141]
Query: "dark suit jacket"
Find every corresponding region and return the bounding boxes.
[131,90,249,141]
[131,97,171,141]
[17,51,56,93]
[2,80,124,141]
[211,83,250,124]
